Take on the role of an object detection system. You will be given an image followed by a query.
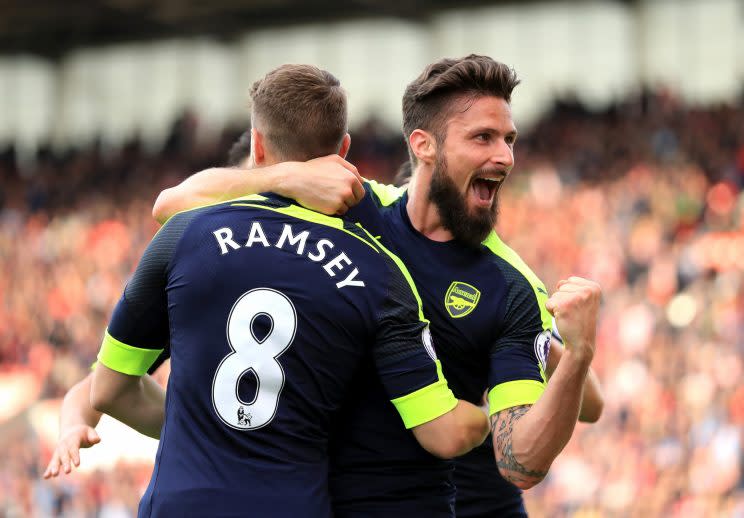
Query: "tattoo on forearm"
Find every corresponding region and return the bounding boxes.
[490,405,549,487]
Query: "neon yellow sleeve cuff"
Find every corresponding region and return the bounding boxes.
[488,379,546,415]
[391,360,458,429]
[97,330,163,376]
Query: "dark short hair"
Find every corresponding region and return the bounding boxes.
[226,131,251,167]
[402,55,520,162]
[250,64,347,161]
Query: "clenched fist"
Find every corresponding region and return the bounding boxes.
[278,154,365,215]
[545,277,601,362]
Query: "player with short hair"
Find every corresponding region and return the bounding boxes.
[88,64,489,518]
[388,161,604,515]
[153,55,603,518]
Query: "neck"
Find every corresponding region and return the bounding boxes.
[406,164,455,242]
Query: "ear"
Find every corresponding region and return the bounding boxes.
[251,127,266,166]
[338,133,351,158]
[408,129,437,165]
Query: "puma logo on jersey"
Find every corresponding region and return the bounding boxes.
[444,282,481,318]
[212,223,365,289]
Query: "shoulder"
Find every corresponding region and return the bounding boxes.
[482,231,551,330]
[482,232,546,293]
[363,179,406,208]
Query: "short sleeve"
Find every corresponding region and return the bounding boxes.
[371,244,457,429]
[486,267,552,415]
[97,212,192,376]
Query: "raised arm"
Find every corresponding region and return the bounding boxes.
[546,334,603,423]
[490,277,600,490]
[43,373,102,478]
[153,155,365,223]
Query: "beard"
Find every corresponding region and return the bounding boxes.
[428,151,499,248]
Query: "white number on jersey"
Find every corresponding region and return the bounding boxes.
[211,288,296,430]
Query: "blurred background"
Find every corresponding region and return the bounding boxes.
[1,0,743,516]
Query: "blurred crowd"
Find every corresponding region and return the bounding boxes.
[1,88,743,517]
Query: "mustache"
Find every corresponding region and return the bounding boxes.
[472,166,507,179]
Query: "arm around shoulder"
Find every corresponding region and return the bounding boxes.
[152,166,282,223]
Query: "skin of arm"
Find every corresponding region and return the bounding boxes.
[43,373,102,478]
[411,400,490,459]
[90,364,166,439]
[546,340,603,423]
[152,155,364,223]
[490,277,601,490]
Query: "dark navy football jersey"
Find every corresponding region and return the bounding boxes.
[329,182,552,517]
[96,194,457,518]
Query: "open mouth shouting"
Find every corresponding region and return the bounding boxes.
[470,174,505,209]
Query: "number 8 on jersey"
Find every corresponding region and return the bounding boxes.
[212,288,297,430]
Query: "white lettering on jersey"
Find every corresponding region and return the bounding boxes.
[213,227,241,255]
[275,224,310,255]
[323,252,352,277]
[213,223,365,289]
[245,221,270,248]
[308,239,334,262]
[335,268,365,289]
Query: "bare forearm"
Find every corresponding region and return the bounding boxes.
[152,155,365,223]
[412,400,489,459]
[91,367,166,439]
[101,380,164,438]
[579,367,603,422]
[153,165,292,223]
[449,400,490,456]
[547,343,603,422]
[492,350,590,489]
[60,374,102,432]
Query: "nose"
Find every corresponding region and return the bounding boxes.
[490,139,514,169]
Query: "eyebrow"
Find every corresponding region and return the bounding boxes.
[468,127,518,137]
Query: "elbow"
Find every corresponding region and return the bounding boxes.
[501,470,545,491]
[425,437,467,460]
[89,389,110,414]
[152,190,172,224]
[579,396,604,424]
[579,404,603,424]
[494,446,550,490]
[89,376,117,415]
[427,426,485,460]
[495,460,548,490]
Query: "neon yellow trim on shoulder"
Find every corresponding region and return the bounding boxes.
[227,193,268,203]
[156,194,268,232]
[229,201,381,253]
[97,330,164,376]
[391,360,457,429]
[482,231,552,333]
[354,223,427,323]
[364,179,406,207]
[488,379,546,415]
